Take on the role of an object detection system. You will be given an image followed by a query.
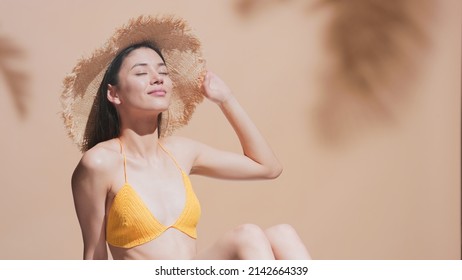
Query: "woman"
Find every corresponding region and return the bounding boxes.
[63,15,310,260]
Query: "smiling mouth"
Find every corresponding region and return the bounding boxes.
[148,90,166,96]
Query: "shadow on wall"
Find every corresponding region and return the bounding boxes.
[234,0,292,17]
[234,0,436,146]
[0,30,30,120]
[313,0,435,145]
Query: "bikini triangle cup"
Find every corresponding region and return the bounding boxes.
[106,139,201,248]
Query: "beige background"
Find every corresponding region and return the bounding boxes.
[0,0,460,259]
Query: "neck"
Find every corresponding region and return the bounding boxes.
[118,113,162,158]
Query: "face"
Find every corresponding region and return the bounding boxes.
[108,47,173,114]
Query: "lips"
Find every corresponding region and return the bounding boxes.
[147,89,166,96]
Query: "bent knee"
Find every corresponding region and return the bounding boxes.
[231,224,268,246]
[265,224,299,239]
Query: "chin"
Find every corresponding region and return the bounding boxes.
[149,100,171,111]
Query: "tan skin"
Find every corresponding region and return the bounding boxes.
[72,47,311,260]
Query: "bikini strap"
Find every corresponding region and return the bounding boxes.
[117,138,128,183]
[158,141,184,174]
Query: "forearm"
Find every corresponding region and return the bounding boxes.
[218,96,282,177]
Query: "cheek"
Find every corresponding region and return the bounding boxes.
[121,78,146,93]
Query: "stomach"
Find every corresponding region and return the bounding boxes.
[108,228,197,260]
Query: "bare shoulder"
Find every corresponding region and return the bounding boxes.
[80,140,120,171]
[159,136,203,169]
[72,139,121,189]
[160,136,201,153]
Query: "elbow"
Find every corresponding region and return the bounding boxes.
[265,163,283,179]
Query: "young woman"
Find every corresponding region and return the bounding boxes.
[63,16,310,260]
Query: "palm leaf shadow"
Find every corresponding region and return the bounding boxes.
[234,0,291,17]
[311,0,435,145]
[233,0,435,145]
[0,34,29,120]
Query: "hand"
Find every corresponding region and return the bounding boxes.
[202,71,233,105]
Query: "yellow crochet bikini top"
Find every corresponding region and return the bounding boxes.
[106,140,201,248]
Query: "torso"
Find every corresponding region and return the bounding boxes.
[108,229,196,259]
[97,137,198,259]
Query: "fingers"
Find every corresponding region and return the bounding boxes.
[201,71,232,104]
[202,71,212,91]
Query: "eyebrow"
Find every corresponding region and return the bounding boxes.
[130,62,166,70]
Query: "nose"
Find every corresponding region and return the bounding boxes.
[150,71,164,85]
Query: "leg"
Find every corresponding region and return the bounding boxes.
[195,224,275,260]
[264,224,311,260]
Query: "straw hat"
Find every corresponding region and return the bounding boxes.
[61,15,206,151]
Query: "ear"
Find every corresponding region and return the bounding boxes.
[107,84,121,105]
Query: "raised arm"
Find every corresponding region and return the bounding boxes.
[71,150,110,260]
[190,71,282,180]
